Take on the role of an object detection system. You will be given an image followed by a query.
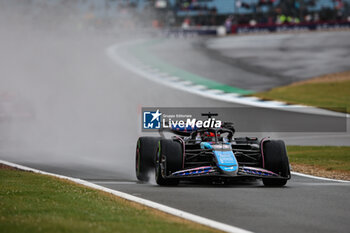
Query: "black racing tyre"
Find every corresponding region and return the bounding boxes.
[155,139,183,186]
[262,140,290,187]
[136,137,160,182]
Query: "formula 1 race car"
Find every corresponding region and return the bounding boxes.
[136,113,291,187]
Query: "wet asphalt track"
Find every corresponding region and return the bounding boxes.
[153,31,350,92]
[206,31,350,86]
[1,30,349,233]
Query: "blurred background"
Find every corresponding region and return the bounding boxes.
[2,0,350,31]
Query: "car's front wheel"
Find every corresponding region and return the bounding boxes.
[135,137,160,182]
[155,139,183,186]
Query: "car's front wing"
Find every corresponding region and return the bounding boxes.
[168,165,289,179]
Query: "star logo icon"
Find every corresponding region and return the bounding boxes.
[143,109,162,129]
[151,109,162,122]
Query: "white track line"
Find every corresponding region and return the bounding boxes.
[296,182,350,186]
[0,160,252,233]
[291,171,350,183]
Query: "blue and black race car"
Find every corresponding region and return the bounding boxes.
[136,113,291,186]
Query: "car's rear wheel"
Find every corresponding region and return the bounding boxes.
[262,140,290,187]
[155,139,183,186]
[136,137,160,182]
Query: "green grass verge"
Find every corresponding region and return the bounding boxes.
[253,78,350,113]
[0,167,220,233]
[287,146,350,172]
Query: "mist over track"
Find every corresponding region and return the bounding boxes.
[0,3,349,233]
